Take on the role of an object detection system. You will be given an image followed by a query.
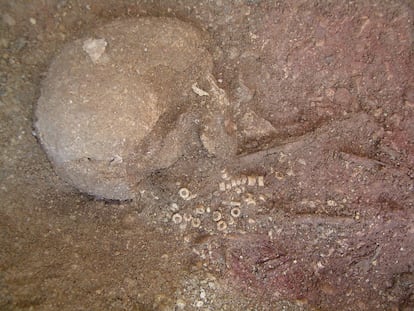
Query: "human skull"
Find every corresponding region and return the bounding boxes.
[35,18,237,200]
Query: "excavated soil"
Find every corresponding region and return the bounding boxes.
[0,1,413,310]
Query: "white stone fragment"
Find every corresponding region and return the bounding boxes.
[192,82,209,97]
[82,38,107,64]
[298,158,307,165]
[257,176,264,187]
[109,154,123,165]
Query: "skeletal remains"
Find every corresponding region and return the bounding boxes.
[35,18,242,200]
[36,17,372,202]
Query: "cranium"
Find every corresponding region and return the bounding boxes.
[35,17,237,200]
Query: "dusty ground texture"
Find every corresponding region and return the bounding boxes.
[1,0,413,310]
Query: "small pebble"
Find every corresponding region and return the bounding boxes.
[14,37,27,51]
[0,38,8,48]
[2,13,16,26]
[57,0,68,9]
[29,17,37,25]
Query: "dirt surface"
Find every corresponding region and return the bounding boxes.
[1,1,413,310]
